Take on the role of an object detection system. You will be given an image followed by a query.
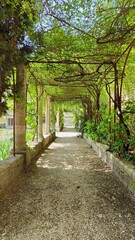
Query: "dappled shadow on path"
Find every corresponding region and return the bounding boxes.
[37,129,112,173]
[0,128,135,240]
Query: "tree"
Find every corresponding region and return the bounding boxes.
[0,0,38,115]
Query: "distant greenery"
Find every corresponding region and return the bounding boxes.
[0,130,13,160]
[0,139,13,160]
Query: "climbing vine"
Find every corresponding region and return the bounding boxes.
[0,0,135,162]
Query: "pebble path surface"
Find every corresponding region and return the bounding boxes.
[0,128,135,240]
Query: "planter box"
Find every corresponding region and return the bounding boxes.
[84,134,135,199]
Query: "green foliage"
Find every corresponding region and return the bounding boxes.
[26,94,37,144]
[130,136,135,149]
[85,112,113,143]
[131,183,135,189]
[85,109,135,164]
[97,114,113,143]
[109,138,124,154]
[123,101,135,149]
[78,115,87,135]
[0,138,13,160]
[26,130,36,145]
[0,0,39,114]
[124,101,135,112]
[85,120,98,141]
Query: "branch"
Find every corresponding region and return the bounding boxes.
[49,12,96,39]
[120,39,135,100]
[105,82,115,104]
[123,111,135,114]
[97,24,135,44]
[28,59,101,65]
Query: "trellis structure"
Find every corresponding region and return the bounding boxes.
[0,0,135,163]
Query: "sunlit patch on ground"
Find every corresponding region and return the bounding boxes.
[56,128,78,138]
[0,128,134,240]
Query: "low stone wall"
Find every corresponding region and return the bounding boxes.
[0,132,55,196]
[0,155,24,195]
[84,134,135,199]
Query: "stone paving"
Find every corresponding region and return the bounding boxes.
[0,129,135,240]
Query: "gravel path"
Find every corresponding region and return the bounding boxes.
[0,129,135,240]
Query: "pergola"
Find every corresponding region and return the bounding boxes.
[1,1,135,164]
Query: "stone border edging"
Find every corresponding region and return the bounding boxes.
[84,134,135,199]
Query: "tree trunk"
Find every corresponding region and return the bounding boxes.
[86,98,92,120]
[95,89,101,125]
[113,62,130,152]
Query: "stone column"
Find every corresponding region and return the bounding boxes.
[15,64,27,152]
[38,85,43,141]
[45,95,50,134]
[56,108,60,132]
[50,99,55,132]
